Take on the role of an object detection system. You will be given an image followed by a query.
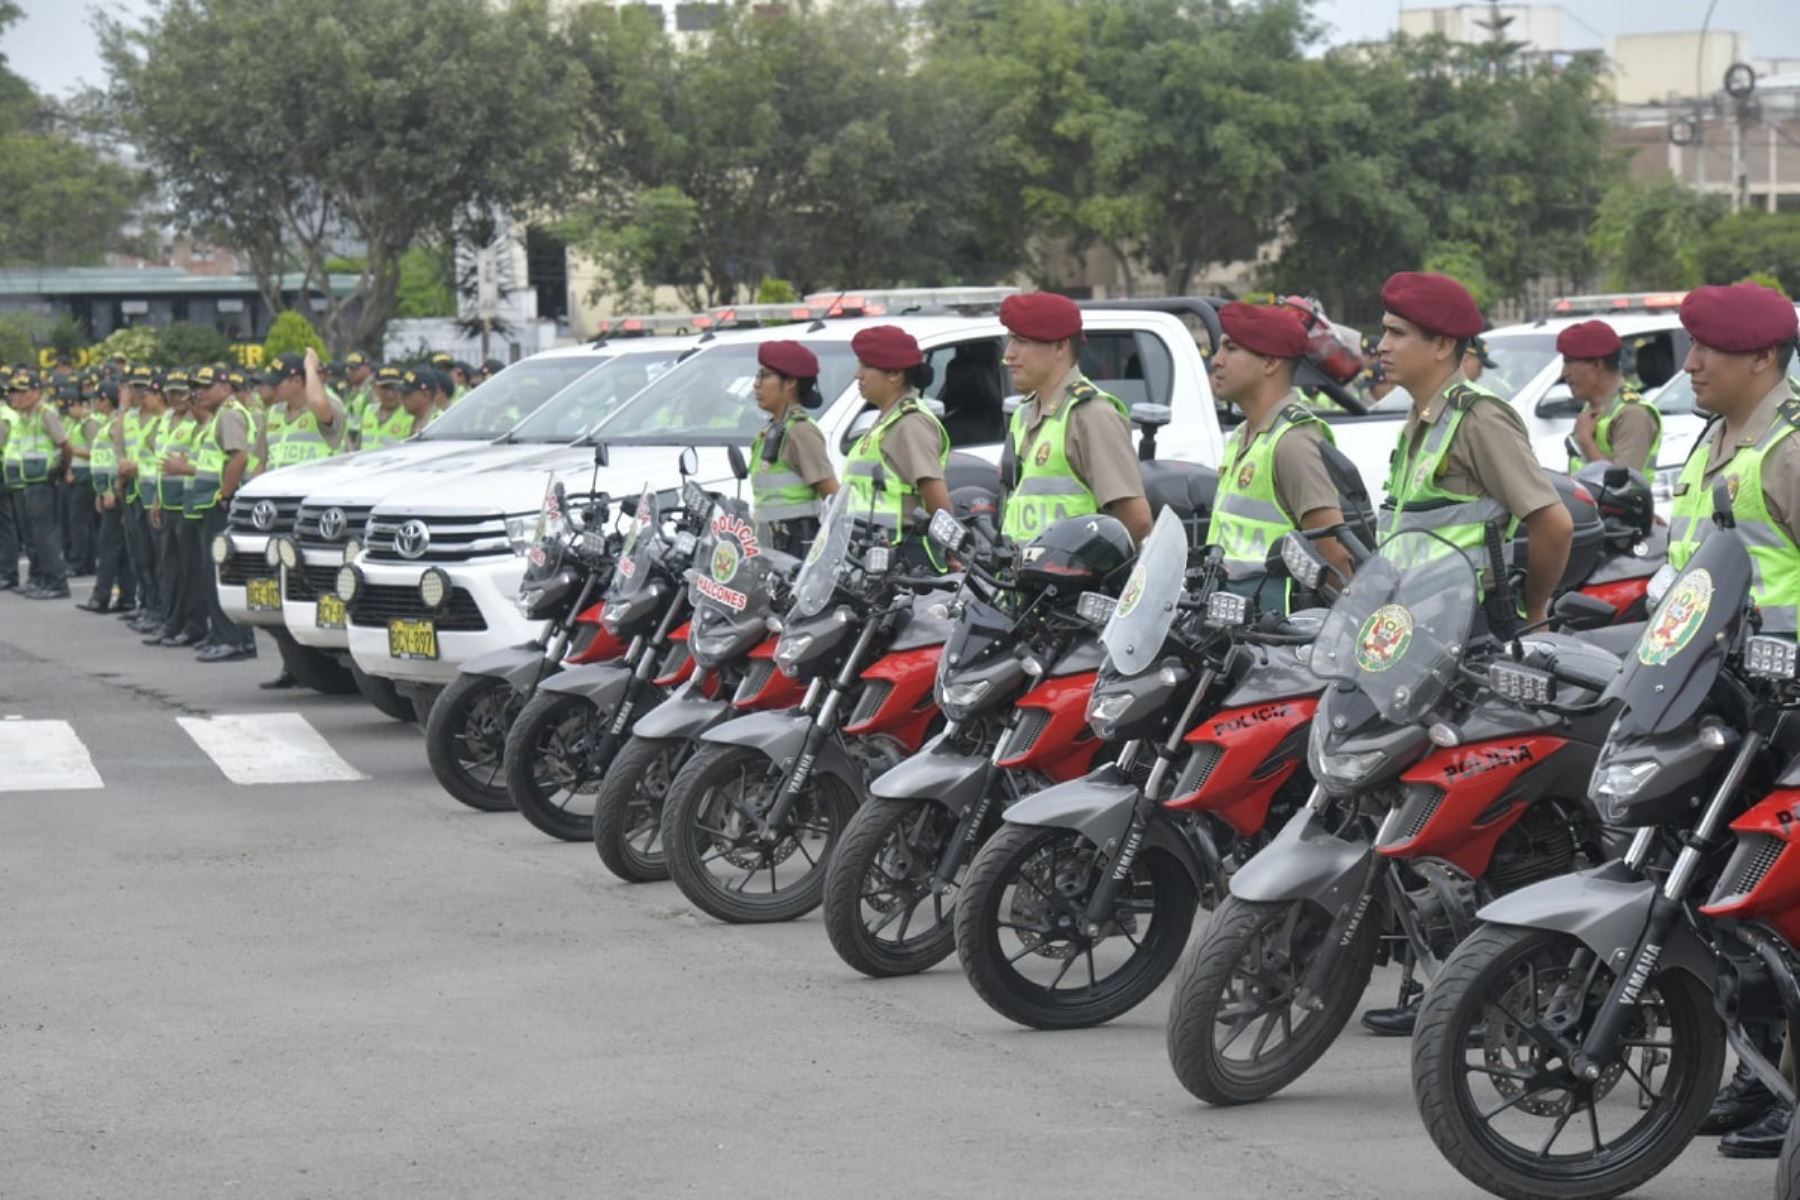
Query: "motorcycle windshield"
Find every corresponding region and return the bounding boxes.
[790,488,855,620]
[523,474,568,585]
[689,502,771,620]
[1310,530,1477,726]
[1100,506,1188,677]
[937,587,1015,690]
[609,486,661,598]
[1606,529,1750,738]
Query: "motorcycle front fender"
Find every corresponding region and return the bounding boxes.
[869,731,992,814]
[1000,762,1138,852]
[701,710,862,795]
[1476,859,1716,984]
[631,683,727,740]
[1229,805,1373,907]
[460,643,550,691]
[538,662,633,709]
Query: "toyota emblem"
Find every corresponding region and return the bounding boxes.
[319,507,347,541]
[395,520,431,559]
[251,499,277,531]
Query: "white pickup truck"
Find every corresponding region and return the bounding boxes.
[342,306,1264,705]
[218,341,687,693]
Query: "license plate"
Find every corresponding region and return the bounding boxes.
[246,577,281,612]
[388,618,438,660]
[315,593,347,630]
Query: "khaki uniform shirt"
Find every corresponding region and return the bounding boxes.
[1230,389,1341,524]
[216,406,251,456]
[1015,366,1145,508]
[37,405,68,448]
[1689,378,1800,542]
[782,414,835,488]
[1399,369,1559,520]
[1589,388,1658,472]
[876,392,950,486]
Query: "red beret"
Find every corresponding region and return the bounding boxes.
[757,340,818,379]
[1000,292,1083,342]
[1220,301,1309,359]
[1555,320,1622,361]
[1381,272,1484,340]
[850,325,922,372]
[1680,284,1799,354]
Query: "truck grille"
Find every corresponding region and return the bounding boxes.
[296,503,374,549]
[227,494,302,536]
[219,550,274,587]
[347,583,488,631]
[285,563,341,602]
[365,512,511,563]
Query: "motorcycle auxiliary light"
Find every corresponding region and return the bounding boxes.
[1076,591,1116,627]
[1489,661,1555,704]
[1746,635,1799,680]
[1205,591,1248,629]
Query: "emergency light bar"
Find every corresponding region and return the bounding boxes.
[801,286,1020,315]
[1549,292,1688,316]
[592,313,711,338]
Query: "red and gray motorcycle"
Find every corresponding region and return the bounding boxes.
[658,485,955,924]
[819,507,1125,978]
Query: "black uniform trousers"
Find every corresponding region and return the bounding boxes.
[65,472,96,574]
[159,510,200,639]
[19,482,67,590]
[0,487,18,587]
[192,504,250,649]
[124,498,158,619]
[91,497,134,609]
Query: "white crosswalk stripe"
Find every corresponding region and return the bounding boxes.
[175,712,368,785]
[0,717,105,792]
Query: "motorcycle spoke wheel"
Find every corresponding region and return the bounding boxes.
[425,674,520,811]
[1412,925,1725,1200]
[593,735,686,882]
[824,798,962,977]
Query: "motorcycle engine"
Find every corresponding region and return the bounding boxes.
[851,733,913,786]
[1405,861,1483,966]
[1485,805,1577,895]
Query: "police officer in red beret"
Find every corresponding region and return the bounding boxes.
[750,339,838,556]
[1209,302,1355,601]
[844,325,953,568]
[1559,320,1661,474]
[1375,271,1572,628]
[1000,292,1150,544]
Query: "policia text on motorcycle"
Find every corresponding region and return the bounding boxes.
[1561,318,1662,474]
[749,339,838,557]
[999,292,1151,545]
[1208,300,1355,590]
[1376,271,1574,627]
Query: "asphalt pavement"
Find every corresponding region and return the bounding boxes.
[0,587,1774,1199]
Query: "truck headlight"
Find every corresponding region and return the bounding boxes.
[505,514,536,556]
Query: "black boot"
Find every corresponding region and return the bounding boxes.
[1720,1102,1793,1159]
[1701,1059,1780,1135]
[1362,971,1424,1037]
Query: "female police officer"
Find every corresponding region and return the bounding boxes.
[843,325,953,569]
[748,340,838,557]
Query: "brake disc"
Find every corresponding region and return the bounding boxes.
[1483,968,1628,1116]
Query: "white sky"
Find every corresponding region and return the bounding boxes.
[5,0,1799,98]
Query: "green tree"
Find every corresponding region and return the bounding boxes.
[396,243,457,318]
[0,314,39,364]
[153,320,232,367]
[91,325,160,364]
[0,4,146,267]
[98,0,581,353]
[262,311,327,361]
[1699,211,1800,298]
[1590,175,1722,291]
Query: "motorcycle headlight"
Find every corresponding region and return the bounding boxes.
[1315,748,1388,787]
[505,514,537,556]
[940,677,992,718]
[1086,690,1137,738]
[1592,761,1660,802]
[774,632,815,677]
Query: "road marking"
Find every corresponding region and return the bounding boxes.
[0,719,105,791]
[176,713,367,785]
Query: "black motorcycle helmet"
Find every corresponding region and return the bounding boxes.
[1017,513,1134,592]
[1575,462,1654,545]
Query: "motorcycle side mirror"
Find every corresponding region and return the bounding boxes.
[728,443,749,481]
[592,441,610,468]
[1552,589,1617,630]
[679,445,699,477]
[1131,403,1172,428]
[1536,383,1582,420]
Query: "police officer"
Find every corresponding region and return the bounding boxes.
[339,350,375,449]
[256,350,345,471]
[1375,271,1573,626]
[449,361,474,403]
[1362,273,1574,1038]
[398,368,438,433]
[146,371,202,646]
[361,365,415,450]
[843,330,954,566]
[1657,284,1800,1156]
[1460,335,1496,386]
[999,292,1151,544]
[173,364,257,662]
[4,368,73,598]
[120,369,165,632]
[79,380,134,613]
[63,380,98,576]
[0,372,18,590]
[479,358,504,383]
[1208,302,1356,605]
[1560,320,1662,474]
[749,339,838,556]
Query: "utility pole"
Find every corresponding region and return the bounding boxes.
[1724,62,1758,214]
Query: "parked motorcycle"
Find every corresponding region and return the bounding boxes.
[952,506,1330,1029]
[590,492,808,881]
[658,481,955,924]
[422,472,627,812]
[1411,505,1800,1200]
[501,467,720,842]
[1165,524,1627,1106]
[820,507,1125,978]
